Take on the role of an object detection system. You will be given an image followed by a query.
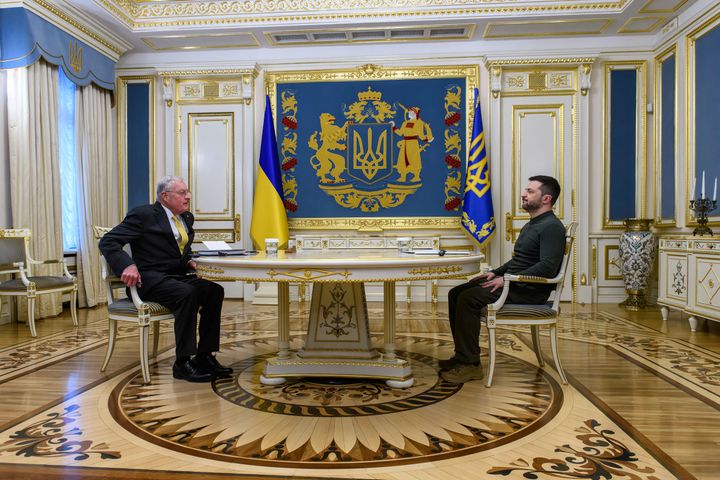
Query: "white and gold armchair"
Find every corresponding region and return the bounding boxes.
[484,222,577,387]
[0,228,78,337]
[93,226,173,384]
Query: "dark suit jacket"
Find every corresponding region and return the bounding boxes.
[99,202,195,292]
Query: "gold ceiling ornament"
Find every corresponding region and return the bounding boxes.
[97,0,630,28]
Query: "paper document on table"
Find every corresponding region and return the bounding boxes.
[202,241,231,250]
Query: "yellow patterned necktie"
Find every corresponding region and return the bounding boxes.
[171,215,188,254]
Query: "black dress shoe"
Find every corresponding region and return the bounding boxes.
[172,359,213,382]
[438,357,460,370]
[195,353,233,377]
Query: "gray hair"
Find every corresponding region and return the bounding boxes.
[156,176,186,198]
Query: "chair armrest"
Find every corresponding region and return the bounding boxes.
[488,272,562,312]
[503,273,563,285]
[128,285,151,311]
[29,257,73,279]
[488,278,512,312]
[14,262,31,287]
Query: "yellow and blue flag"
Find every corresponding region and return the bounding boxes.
[461,88,495,247]
[250,95,289,249]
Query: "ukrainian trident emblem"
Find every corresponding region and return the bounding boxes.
[307,88,428,212]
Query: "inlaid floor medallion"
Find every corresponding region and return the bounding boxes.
[110,335,563,467]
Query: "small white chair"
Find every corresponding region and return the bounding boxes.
[0,228,77,337]
[94,226,174,384]
[484,222,577,387]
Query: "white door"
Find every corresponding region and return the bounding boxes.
[499,95,575,301]
[179,103,245,297]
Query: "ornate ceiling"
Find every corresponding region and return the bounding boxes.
[50,0,698,53]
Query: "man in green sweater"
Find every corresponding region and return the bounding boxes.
[441,175,566,383]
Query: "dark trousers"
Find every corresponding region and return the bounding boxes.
[448,281,549,364]
[141,275,224,359]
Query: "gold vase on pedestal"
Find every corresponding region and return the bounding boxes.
[618,218,656,310]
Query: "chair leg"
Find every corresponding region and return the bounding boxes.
[139,325,151,384]
[101,319,117,372]
[27,297,37,338]
[549,325,568,385]
[531,325,545,367]
[70,288,78,326]
[151,321,160,357]
[485,324,497,388]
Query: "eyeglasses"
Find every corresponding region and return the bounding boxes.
[164,190,191,196]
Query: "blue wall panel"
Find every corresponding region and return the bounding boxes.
[660,55,676,218]
[126,83,150,210]
[609,69,638,221]
[695,23,720,201]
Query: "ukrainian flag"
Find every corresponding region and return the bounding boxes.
[250,95,289,249]
[461,88,495,248]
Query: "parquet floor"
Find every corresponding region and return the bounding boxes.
[0,299,718,479]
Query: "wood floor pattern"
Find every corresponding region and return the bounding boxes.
[0,300,718,479]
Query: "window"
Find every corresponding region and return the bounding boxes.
[58,68,78,251]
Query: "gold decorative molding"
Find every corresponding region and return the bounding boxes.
[267,268,352,281]
[602,61,647,228]
[592,244,597,280]
[487,57,596,67]
[0,228,32,238]
[96,1,630,29]
[116,76,156,218]
[196,265,225,275]
[193,229,236,242]
[604,245,623,281]
[234,214,241,240]
[653,44,678,228]
[266,64,478,88]
[159,69,258,78]
[515,275,550,283]
[408,265,463,275]
[288,217,461,231]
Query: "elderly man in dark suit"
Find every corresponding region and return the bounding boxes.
[99,176,232,382]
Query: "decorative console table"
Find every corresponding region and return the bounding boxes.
[196,249,482,387]
[658,237,720,331]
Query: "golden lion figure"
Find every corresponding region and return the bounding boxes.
[308,113,349,184]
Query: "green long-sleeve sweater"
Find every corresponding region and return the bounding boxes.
[491,211,566,289]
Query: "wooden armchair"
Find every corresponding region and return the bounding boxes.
[93,226,173,384]
[0,228,77,337]
[484,222,577,387]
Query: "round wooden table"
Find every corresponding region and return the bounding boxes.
[197,249,483,387]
